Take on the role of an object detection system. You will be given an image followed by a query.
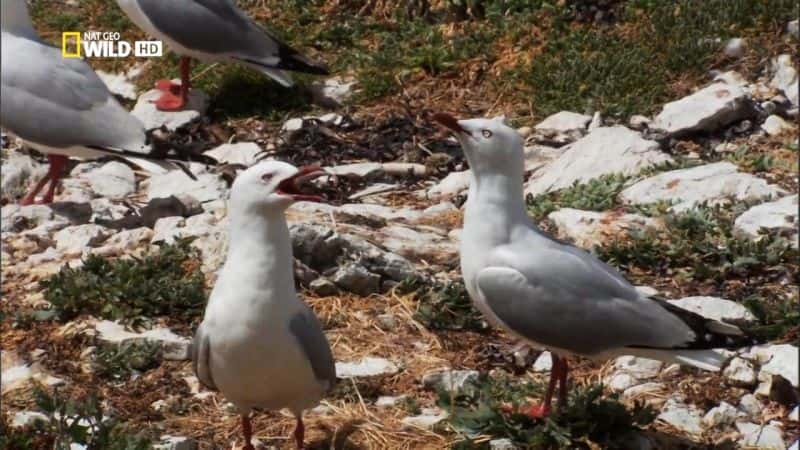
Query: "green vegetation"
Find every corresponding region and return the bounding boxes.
[41,239,206,323]
[403,279,487,332]
[27,0,797,121]
[95,341,162,380]
[440,374,655,448]
[0,387,152,450]
[526,173,630,221]
[596,203,798,284]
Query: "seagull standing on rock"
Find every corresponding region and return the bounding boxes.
[192,161,336,450]
[0,0,213,205]
[433,113,756,417]
[116,0,330,111]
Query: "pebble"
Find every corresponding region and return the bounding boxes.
[335,357,399,378]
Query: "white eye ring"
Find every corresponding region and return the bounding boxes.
[262,173,274,182]
[482,130,493,138]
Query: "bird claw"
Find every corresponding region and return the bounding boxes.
[152,91,187,111]
[521,403,551,419]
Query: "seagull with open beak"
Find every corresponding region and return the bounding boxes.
[192,161,336,449]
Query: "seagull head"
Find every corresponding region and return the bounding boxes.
[432,113,524,177]
[231,161,325,211]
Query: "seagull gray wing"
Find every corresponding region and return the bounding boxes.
[191,321,217,390]
[0,33,148,152]
[133,0,327,75]
[289,305,336,391]
[476,237,748,356]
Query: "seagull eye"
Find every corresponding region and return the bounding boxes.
[262,173,274,182]
[482,130,493,138]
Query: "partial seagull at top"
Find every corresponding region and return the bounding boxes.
[116,0,330,111]
[433,112,757,417]
[0,0,215,205]
[192,161,335,450]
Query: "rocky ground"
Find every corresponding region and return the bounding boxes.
[2,2,799,450]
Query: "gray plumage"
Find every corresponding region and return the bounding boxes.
[289,308,337,387]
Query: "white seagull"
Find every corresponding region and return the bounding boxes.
[115,0,330,111]
[192,161,335,450]
[0,0,213,205]
[433,113,756,417]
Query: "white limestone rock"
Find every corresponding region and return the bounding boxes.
[619,162,786,212]
[132,85,209,131]
[147,164,227,203]
[54,224,111,255]
[668,296,757,324]
[723,357,757,386]
[737,422,786,450]
[547,208,661,248]
[401,408,448,430]
[734,194,797,244]
[335,357,399,378]
[526,127,671,197]
[771,54,799,107]
[657,398,704,435]
[204,143,262,167]
[428,170,471,199]
[95,320,190,361]
[651,83,754,136]
[534,111,592,132]
[83,162,136,199]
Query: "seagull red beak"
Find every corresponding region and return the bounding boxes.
[432,112,466,134]
[276,165,325,202]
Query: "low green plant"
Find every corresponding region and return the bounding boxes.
[596,203,798,284]
[441,374,655,448]
[527,173,629,220]
[41,238,206,323]
[95,341,162,380]
[403,279,487,332]
[0,387,152,450]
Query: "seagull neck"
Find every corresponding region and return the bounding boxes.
[465,171,528,226]
[225,206,294,287]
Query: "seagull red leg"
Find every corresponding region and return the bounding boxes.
[557,357,569,410]
[153,56,191,111]
[20,172,51,205]
[37,155,67,204]
[241,414,255,450]
[293,416,305,450]
[522,354,563,419]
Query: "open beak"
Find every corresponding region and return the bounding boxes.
[276,165,326,202]
[432,112,467,135]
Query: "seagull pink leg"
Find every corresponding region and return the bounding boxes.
[557,358,569,408]
[38,155,68,204]
[522,354,564,419]
[241,414,255,450]
[153,56,191,111]
[20,173,51,205]
[293,416,305,450]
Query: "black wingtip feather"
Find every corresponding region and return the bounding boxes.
[630,296,762,351]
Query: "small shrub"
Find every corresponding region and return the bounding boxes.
[441,374,655,448]
[403,279,487,332]
[527,173,629,220]
[95,341,162,380]
[0,387,153,450]
[41,238,206,323]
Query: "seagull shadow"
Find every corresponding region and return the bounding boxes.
[306,419,366,450]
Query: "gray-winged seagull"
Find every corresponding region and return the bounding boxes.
[0,0,214,205]
[116,0,330,111]
[192,161,335,450]
[433,113,756,417]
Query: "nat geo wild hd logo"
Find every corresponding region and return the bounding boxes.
[62,31,162,58]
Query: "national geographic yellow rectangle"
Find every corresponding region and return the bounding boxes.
[61,32,81,58]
